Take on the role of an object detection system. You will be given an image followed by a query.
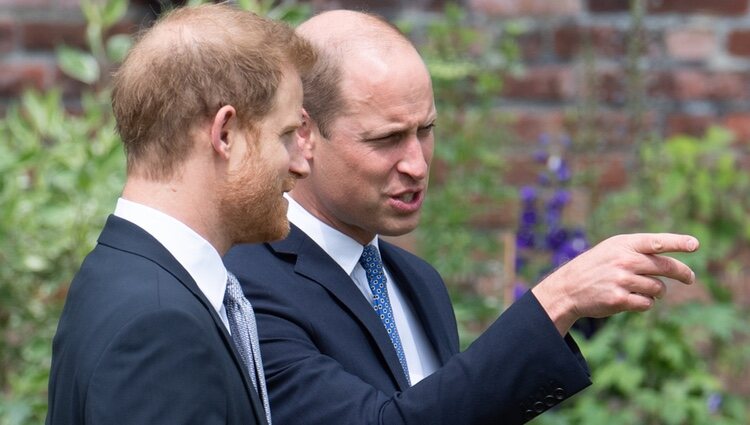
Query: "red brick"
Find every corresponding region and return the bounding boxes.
[517,30,546,63]
[565,110,656,149]
[728,29,750,58]
[576,153,629,189]
[509,109,566,142]
[723,113,750,144]
[469,0,582,17]
[502,66,576,101]
[502,155,540,185]
[0,0,52,5]
[665,28,717,61]
[0,20,14,54]
[0,59,56,97]
[22,21,87,50]
[666,113,715,137]
[649,0,749,15]
[592,68,628,104]
[554,25,626,59]
[650,70,750,101]
[588,0,629,13]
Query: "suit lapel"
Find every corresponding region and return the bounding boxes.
[98,215,268,424]
[269,225,410,390]
[380,242,456,365]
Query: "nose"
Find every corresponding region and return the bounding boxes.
[288,136,310,179]
[396,135,429,180]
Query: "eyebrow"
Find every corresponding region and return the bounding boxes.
[361,117,437,139]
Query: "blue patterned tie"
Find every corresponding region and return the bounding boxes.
[224,272,272,425]
[359,244,411,386]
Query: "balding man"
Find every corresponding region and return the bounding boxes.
[225,10,699,425]
[46,4,314,424]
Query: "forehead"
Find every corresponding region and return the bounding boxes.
[336,50,436,132]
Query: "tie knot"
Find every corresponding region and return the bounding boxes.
[359,244,383,272]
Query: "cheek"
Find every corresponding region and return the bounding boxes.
[422,139,435,164]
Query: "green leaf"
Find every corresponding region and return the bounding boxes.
[102,0,127,27]
[105,34,132,64]
[56,45,100,84]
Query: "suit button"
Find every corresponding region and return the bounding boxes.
[544,395,556,407]
[554,387,565,399]
[525,409,535,418]
[533,402,545,413]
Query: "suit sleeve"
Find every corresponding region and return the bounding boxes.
[252,287,591,425]
[85,308,231,425]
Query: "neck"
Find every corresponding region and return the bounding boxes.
[122,173,230,255]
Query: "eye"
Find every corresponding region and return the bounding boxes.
[417,124,435,138]
[367,132,403,144]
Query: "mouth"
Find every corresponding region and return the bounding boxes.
[396,192,416,203]
[388,189,424,213]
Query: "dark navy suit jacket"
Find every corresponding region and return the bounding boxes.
[225,225,592,425]
[47,215,267,425]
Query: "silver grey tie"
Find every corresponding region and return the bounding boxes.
[224,271,272,425]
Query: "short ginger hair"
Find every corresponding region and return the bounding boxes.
[112,3,316,180]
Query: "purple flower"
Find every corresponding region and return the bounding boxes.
[544,207,561,228]
[533,149,548,164]
[537,173,551,186]
[521,209,537,227]
[516,228,535,249]
[545,227,568,250]
[707,393,722,414]
[547,189,570,210]
[555,160,571,182]
[519,185,536,204]
[538,133,550,146]
[569,229,589,254]
[515,256,526,271]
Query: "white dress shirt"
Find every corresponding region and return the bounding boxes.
[286,196,440,384]
[114,197,231,331]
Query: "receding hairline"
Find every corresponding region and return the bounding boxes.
[297,10,415,61]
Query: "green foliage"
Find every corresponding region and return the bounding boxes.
[531,306,749,425]
[180,0,312,25]
[0,89,124,424]
[1,1,129,422]
[58,0,131,87]
[592,127,750,301]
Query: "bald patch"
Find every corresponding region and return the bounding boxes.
[298,10,411,57]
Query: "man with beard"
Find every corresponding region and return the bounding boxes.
[46,4,314,424]
[224,10,700,425]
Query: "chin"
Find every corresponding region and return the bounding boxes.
[232,215,290,245]
[380,220,420,238]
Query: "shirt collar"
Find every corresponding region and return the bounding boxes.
[286,194,379,275]
[114,197,227,315]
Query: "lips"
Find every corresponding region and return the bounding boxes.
[389,189,424,213]
[397,192,415,203]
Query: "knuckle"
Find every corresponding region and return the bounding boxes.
[651,237,665,253]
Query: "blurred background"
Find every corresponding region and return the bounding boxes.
[1,0,749,423]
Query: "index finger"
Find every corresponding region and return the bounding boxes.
[627,233,699,254]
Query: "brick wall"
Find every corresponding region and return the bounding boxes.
[2,0,749,183]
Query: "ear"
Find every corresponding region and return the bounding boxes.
[210,105,237,160]
[296,109,316,160]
